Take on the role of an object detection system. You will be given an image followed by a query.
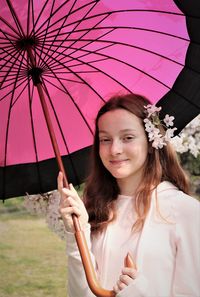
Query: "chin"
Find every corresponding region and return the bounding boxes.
[109,171,129,179]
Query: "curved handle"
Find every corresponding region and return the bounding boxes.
[74,219,136,297]
[36,79,115,297]
[74,222,115,297]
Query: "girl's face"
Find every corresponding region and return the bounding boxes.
[98,108,148,186]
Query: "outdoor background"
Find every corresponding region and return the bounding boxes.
[0,153,200,297]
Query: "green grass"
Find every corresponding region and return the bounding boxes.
[0,198,68,297]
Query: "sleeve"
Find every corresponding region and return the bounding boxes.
[171,194,200,297]
[66,224,97,297]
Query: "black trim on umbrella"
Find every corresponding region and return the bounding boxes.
[157,0,200,134]
[0,146,91,200]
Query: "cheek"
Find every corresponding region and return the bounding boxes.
[130,140,148,158]
[99,145,107,160]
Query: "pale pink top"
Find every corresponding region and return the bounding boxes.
[66,182,200,297]
[92,194,140,289]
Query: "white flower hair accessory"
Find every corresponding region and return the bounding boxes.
[144,104,177,149]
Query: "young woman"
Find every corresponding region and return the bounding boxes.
[58,93,200,297]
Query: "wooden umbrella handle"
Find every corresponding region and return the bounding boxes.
[35,80,115,297]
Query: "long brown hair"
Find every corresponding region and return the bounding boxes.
[83,93,189,233]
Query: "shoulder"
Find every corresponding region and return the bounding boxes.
[154,181,200,222]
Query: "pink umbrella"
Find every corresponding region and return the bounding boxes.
[0,0,200,296]
[0,0,194,199]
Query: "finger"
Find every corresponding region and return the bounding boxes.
[67,197,80,208]
[69,184,80,201]
[57,171,64,191]
[59,196,74,208]
[59,206,81,217]
[113,285,119,294]
[119,274,132,286]
[116,280,126,291]
[62,186,81,203]
[122,267,137,279]
[59,188,69,208]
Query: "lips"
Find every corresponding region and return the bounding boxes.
[110,159,129,165]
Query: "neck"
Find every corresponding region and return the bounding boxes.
[117,174,142,197]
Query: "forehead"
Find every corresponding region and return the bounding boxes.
[98,109,144,133]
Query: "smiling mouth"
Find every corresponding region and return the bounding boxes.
[110,159,129,165]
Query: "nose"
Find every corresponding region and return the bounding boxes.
[110,139,123,155]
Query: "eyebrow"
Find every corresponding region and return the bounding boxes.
[99,129,136,134]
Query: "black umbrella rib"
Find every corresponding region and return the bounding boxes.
[42,72,94,136]
[32,41,107,103]
[38,42,132,96]
[27,0,35,36]
[0,16,21,38]
[41,1,100,67]
[3,51,26,168]
[37,44,134,115]
[0,46,28,71]
[42,10,188,72]
[0,47,23,72]
[43,37,185,89]
[0,81,29,105]
[42,76,81,94]
[38,0,79,67]
[6,0,25,37]
[34,43,111,105]
[11,79,31,107]
[32,0,97,37]
[36,8,185,43]
[41,40,176,95]
[38,41,101,117]
[0,70,27,82]
[59,36,185,68]
[0,76,27,93]
[37,11,111,67]
[45,24,188,71]
[44,74,85,84]
[43,75,86,95]
[41,19,113,70]
[42,78,84,186]
[44,25,189,44]
[42,79,74,153]
[0,27,31,69]
[0,49,26,91]
[32,49,98,134]
[28,0,49,37]
[37,0,57,67]
[0,34,19,44]
[27,0,31,35]
[0,76,28,103]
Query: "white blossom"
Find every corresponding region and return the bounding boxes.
[144,104,177,149]
[24,190,67,240]
[171,115,200,158]
[163,114,175,127]
[144,104,161,117]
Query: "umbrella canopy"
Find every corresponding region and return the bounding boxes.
[0,0,200,200]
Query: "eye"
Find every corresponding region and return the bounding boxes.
[99,137,111,144]
[122,135,135,142]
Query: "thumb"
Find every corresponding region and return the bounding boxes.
[69,183,76,193]
[57,171,64,191]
